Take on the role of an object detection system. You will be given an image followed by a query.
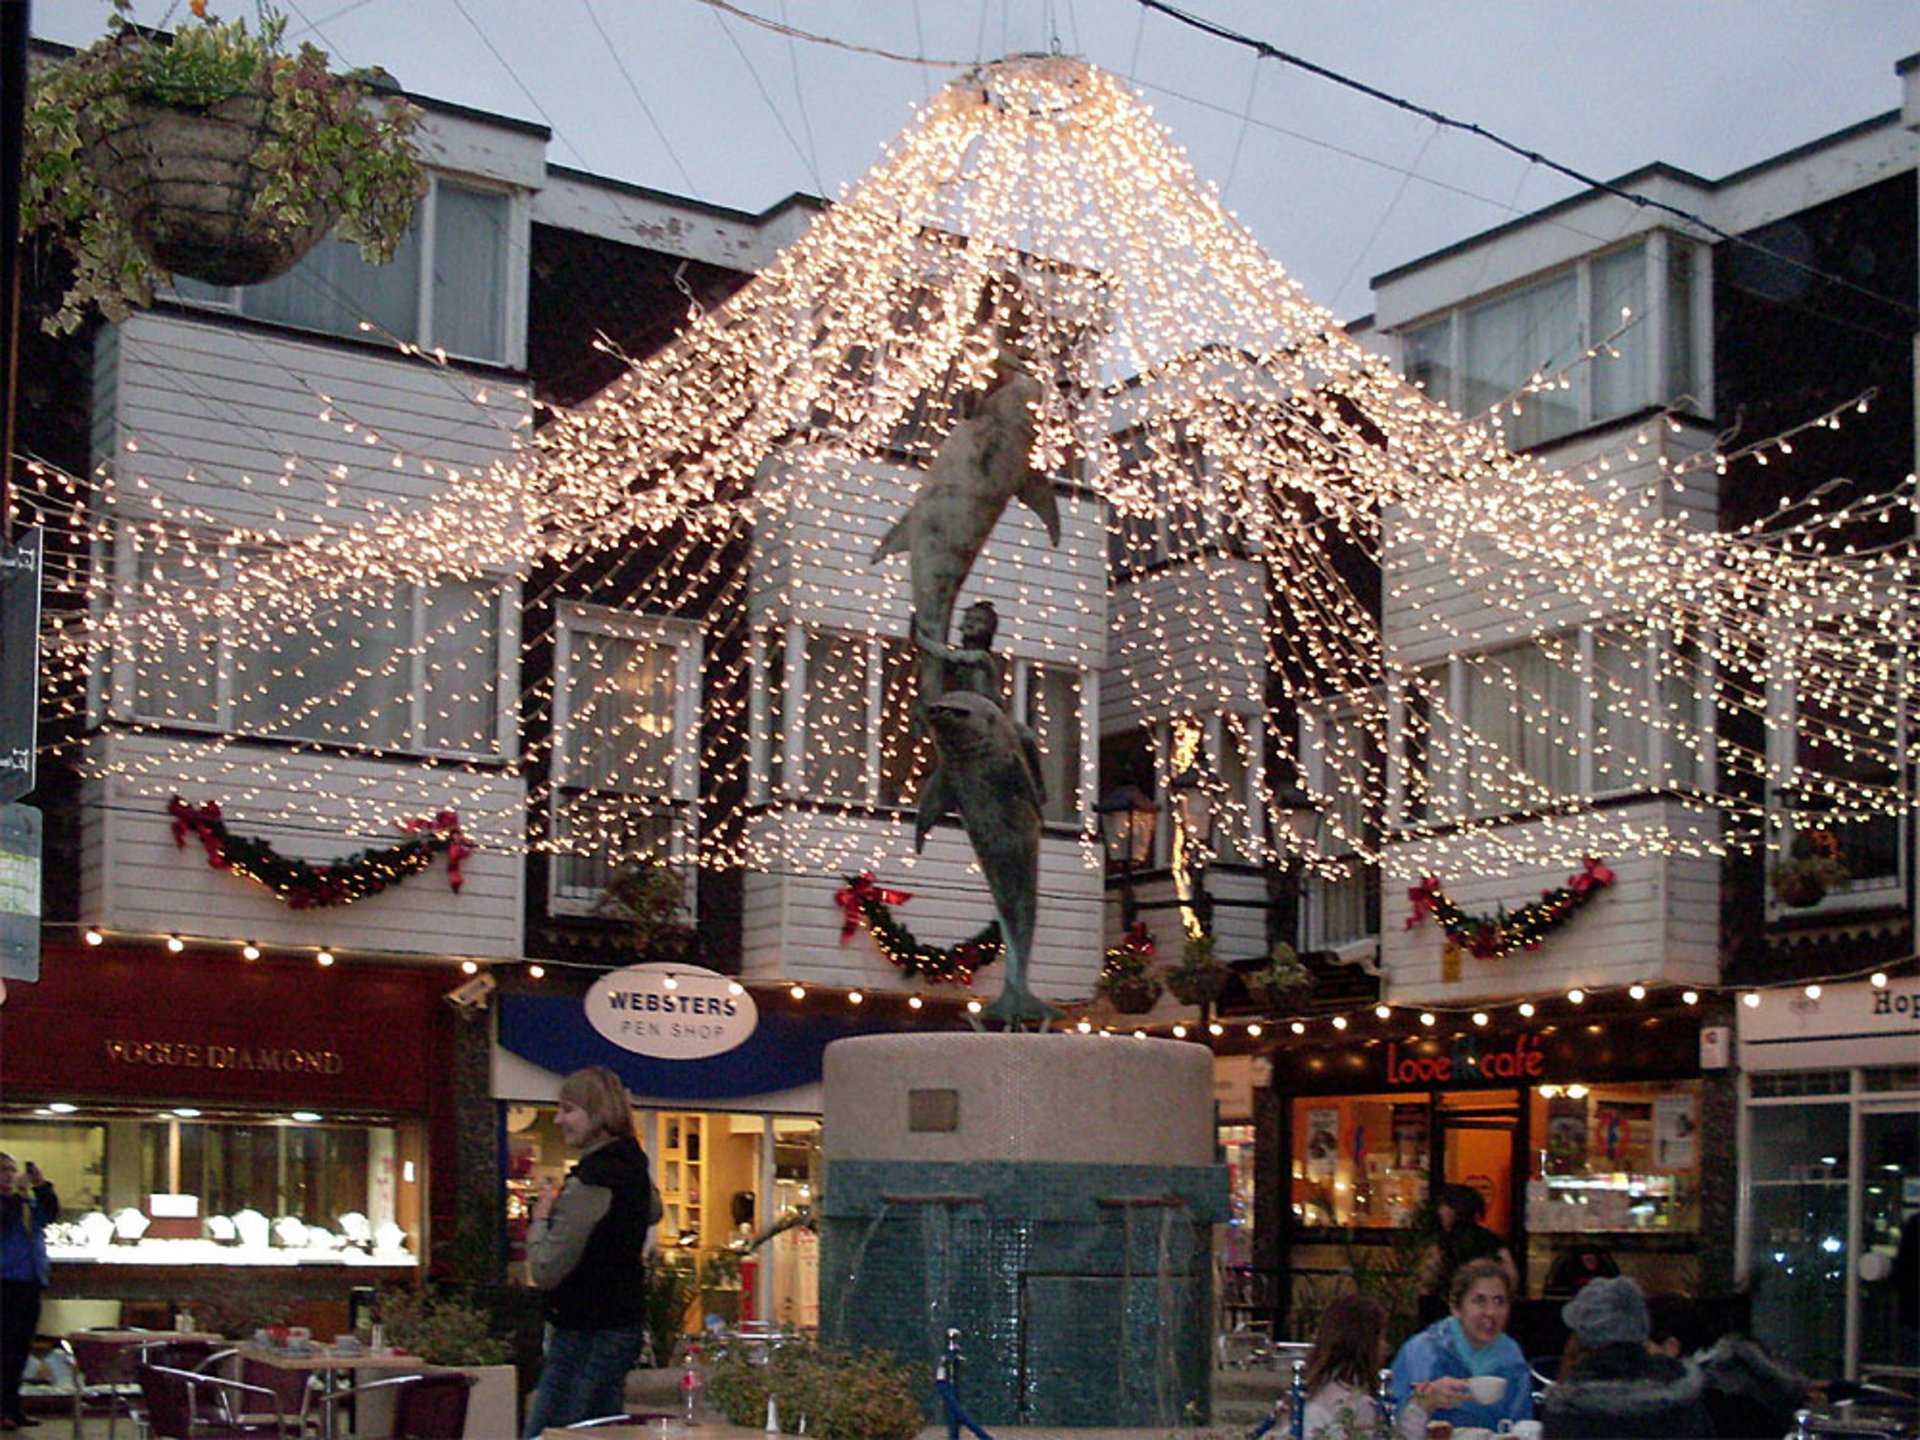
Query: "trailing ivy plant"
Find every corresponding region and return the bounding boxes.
[23,0,425,332]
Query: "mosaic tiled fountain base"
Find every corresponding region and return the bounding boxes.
[819,1033,1228,1428]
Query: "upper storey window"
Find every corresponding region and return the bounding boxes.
[173,178,518,367]
[1398,235,1703,451]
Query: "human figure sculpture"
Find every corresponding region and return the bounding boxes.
[876,349,1059,1026]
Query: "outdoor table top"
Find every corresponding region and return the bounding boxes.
[68,1329,202,1345]
[238,1342,431,1371]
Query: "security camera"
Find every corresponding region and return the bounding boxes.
[445,971,497,1010]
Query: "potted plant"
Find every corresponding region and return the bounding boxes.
[374,1286,515,1440]
[1769,828,1851,908]
[1243,940,1313,1013]
[595,858,695,958]
[1095,921,1161,1014]
[1164,929,1231,1007]
[22,0,425,333]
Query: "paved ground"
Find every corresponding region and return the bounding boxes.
[46,1362,1286,1438]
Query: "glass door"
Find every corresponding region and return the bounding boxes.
[1747,1100,1849,1377]
[1858,1102,1919,1384]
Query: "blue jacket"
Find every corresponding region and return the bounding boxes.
[0,1183,58,1285]
[1389,1315,1533,1433]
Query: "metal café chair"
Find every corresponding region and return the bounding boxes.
[134,1364,291,1440]
[65,1332,147,1440]
[314,1371,474,1440]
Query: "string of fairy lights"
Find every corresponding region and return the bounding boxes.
[15,54,1919,997]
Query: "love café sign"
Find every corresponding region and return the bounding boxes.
[1385,1032,1546,1087]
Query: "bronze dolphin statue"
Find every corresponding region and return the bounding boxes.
[917,690,1054,1026]
[873,358,1061,713]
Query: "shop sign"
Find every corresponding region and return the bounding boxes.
[1384,1033,1545,1087]
[585,962,758,1060]
[1739,976,1920,1072]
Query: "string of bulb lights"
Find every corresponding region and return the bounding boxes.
[18,52,1917,914]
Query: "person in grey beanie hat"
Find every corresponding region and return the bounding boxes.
[1541,1275,1712,1438]
[1562,1274,1651,1347]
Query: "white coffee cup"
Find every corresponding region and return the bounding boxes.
[1452,1429,1493,1440]
[1466,1374,1507,1404]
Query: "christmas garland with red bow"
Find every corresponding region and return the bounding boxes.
[834,873,1001,985]
[1405,857,1615,959]
[169,796,471,910]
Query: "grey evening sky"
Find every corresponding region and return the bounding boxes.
[33,0,1920,319]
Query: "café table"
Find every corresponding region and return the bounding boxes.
[238,1343,430,1439]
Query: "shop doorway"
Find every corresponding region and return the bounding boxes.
[1436,1090,1520,1241]
[1859,1101,1918,1386]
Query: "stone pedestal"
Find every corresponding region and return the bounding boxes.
[819,1033,1226,1428]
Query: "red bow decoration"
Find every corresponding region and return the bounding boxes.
[834,872,913,941]
[399,810,471,893]
[169,796,229,867]
[1568,855,1615,896]
[1405,876,1441,929]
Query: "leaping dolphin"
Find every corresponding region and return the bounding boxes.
[873,356,1061,713]
[917,690,1054,1027]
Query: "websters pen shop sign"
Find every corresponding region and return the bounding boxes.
[586,962,758,1061]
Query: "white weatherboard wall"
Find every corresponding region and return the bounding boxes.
[81,734,525,959]
[1381,804,1719,1003]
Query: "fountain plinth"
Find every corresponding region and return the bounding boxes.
[819,1032,1227,1428]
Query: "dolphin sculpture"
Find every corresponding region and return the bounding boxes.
[873,356,1061,715]
[917,690,1054,1026]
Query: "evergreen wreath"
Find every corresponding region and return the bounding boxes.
[169,795,470,909]
[834,873,1001,985]
[1405,856,1615,959]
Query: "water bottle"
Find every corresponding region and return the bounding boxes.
[1290,1357,1307,1440]
[680,1343,705,1425]
[1374,1365,1397,1439]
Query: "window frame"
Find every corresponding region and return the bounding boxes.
[168,174,527,369]
[755,622,1090,831]
[113,528,516,761]
[547,602,703,916]
[1393,623,1715,830]
[1396,232,1708,450]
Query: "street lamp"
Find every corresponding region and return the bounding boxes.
[1097,785,1159,927]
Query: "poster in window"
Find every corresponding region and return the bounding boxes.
[1653,1094,1697,1170]
[1546,1097,1588,1174]
[1392,1104,1428,1171]
[1305,1107,1339,1182]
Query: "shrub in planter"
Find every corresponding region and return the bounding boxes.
[707,1339,924,1440]
[1769,829,1851,909]
[375,1286,509,1366]
[23,0,424,332]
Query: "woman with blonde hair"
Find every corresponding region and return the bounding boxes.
[522,1067,661,1437]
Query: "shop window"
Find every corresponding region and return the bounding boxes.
[1527,1080,1702,1236]
[1290,1092,1431,1230]
[0,1111,420,1267]
[550,605,700,913]
[172,179,519,366]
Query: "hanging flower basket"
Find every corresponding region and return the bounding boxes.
[1244,941,1313,1014]
[1097,921,1162,1013]
[1104,972,1164,1015]
[80,91,335,286]
[22,2,425,333]
[1768,830,1850,909]
[1164,932,1230,1007]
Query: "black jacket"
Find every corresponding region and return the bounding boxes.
[1696,1333,1811,1440]
[534,1134,655,1331]
[1539,1342,1713,1439]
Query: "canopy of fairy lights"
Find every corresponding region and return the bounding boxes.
[31,52,1919,898]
